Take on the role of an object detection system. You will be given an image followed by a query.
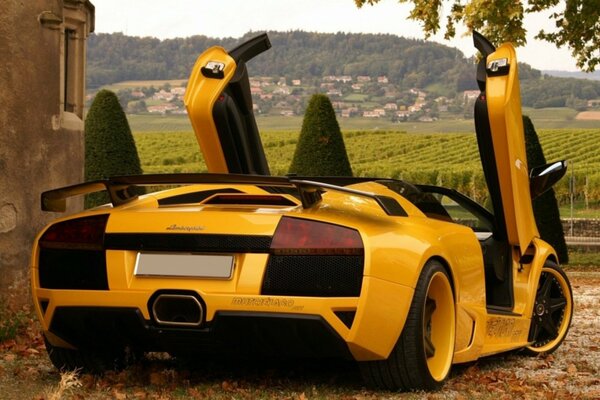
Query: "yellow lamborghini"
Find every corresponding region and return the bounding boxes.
[31,32,573,391]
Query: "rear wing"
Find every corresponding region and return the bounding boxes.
[41,174,407,217]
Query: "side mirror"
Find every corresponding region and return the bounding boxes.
[529,160,567,199]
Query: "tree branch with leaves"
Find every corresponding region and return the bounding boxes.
[354,0,600,71]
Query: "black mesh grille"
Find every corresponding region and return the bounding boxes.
[261,255,363,297]
[39,248,108,290]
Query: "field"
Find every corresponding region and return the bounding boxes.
[133,127,600,218]
[100,79,188,92]
[127,107,600,134]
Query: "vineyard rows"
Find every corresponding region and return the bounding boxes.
[133,129,600,207]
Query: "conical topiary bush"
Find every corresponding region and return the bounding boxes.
[84,89,142,208]
[289,94,352,176]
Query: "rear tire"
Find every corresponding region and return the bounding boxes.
[44,336,134,374]
[524,261,572,355]
[360,260,455,391]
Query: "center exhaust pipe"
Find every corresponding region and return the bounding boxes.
[151,294,204,327]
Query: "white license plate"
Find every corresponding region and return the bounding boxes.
[134,252,234,278]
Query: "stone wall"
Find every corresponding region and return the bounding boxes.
[561,219,600,238]
[0,0,94,288]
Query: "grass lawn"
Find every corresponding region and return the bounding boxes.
[343,93,369,102]
[567,250,600,267]
[99,79,188,92]
[559,205,600,219]
[127,107,600,134]
[128,114,478,133]
[128,114,193,132]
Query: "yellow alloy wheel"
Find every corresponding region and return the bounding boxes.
[423,270,456,382]
[525,262,573,355]
[360,260,455,391]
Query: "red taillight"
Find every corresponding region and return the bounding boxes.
[270,217,363,255]
[39,214,109,250]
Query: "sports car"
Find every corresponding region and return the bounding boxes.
[31,32,573,391]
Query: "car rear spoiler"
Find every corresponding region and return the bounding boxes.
[41,174,407,217]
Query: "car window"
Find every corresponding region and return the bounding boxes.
[428,192,493,232]
[378,180,494,233]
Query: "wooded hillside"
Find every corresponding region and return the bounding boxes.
[87,31,475,91]
[87,31,600,108]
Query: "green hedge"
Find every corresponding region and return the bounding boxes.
[85,90,142,208]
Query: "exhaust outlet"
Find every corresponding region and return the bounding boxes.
[151,294,204,327]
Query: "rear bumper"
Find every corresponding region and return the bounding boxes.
[48,307,354,359]
[34,275,414,361]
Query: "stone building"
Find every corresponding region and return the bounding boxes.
[0,0,94,288]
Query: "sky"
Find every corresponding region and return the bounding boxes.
[94,0,580,72]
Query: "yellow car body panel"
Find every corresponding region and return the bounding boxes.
[184,47,236,173]
[486,44,538,252]
[30,182,487,360]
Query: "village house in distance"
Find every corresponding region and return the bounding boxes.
[108,72,484,123]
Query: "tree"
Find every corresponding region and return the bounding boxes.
[354,0,600,72]
[289,94,353,176]
[523,116,569,263]
[85,89,143,208]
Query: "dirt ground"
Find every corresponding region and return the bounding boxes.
[0,271,598,400]
[575,111,600,120]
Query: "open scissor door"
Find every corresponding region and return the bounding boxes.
[473,33,538,253]
[184,34,271,175]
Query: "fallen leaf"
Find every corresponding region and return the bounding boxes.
[3,353,16,362]
[566,364,577,374]
[510,383,526,393]
[113,390,127,400]
[79,374,96,390]
[150,371,167,386]
[187,388,203,399]
[96,377,111,389]
[585,389,600,398]
[133,390,149,399]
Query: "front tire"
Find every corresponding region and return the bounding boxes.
[360,260,455,391]
[524,261,573,355]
